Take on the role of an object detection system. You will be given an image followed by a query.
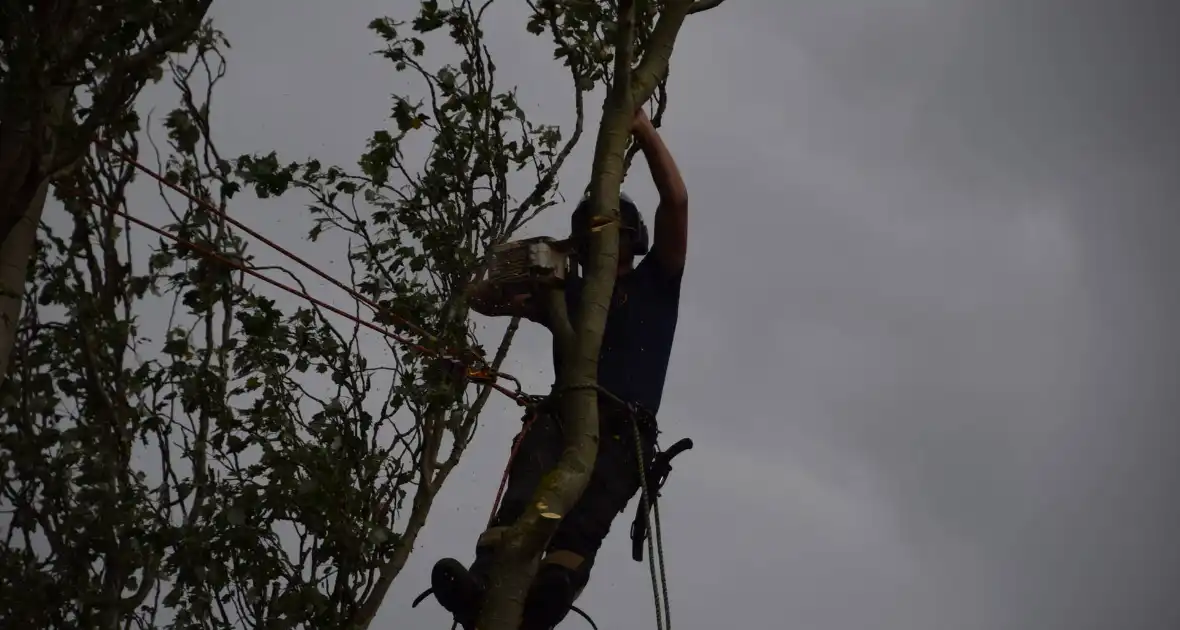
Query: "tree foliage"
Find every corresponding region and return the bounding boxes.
[0,0,639,627]
[0,0,216,383]
[2,1,728,629]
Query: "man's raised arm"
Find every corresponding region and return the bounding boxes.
[632,110,688,274]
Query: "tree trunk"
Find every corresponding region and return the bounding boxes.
[0,88,69,384]
[475,1,701,628]
[0,175,48,383]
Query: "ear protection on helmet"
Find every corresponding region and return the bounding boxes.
[570,191,650,256]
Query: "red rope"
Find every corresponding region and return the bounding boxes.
[487,410,539,526]
[91,158,527,402]
[106,205,434,351]
[95,152,547,517]
[112,149,444,346]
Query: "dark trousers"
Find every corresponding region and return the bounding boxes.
[475,399,656,593]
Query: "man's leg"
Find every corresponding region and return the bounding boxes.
[519,411,652,630]
[431,408,564,627]
[474,407,566,572]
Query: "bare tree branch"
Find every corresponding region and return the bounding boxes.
[630,0,700,107]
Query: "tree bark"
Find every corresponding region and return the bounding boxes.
[0,87,71,385]
[0,177,48,382]
[475,1,700,629]
[0,2,214,384]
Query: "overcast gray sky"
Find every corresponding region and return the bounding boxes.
[138,1,1180,628]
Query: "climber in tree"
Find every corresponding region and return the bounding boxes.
[428,108,687,630]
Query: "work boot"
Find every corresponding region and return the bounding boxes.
[430,558,486,629]
[519,564,578,630]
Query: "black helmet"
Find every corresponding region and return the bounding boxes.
[570,191,650,256]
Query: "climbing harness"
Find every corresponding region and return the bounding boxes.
[417,386,690,630]
[548,383,689,630]
[102,153,689,630]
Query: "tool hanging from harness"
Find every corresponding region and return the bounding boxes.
[630,437,693,562]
